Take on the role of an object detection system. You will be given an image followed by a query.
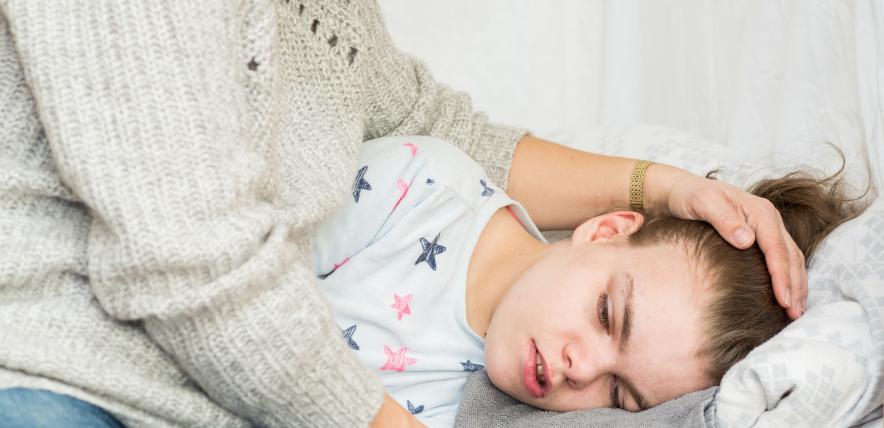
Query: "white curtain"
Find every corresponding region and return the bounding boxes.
[381,0,883,189]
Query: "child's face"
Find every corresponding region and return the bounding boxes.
[484,234,714,412]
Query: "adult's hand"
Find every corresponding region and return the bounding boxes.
[507,135,807,320]
[648,166,808,320]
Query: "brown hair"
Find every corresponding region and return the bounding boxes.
[628,160,873,383]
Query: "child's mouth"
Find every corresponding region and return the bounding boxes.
[525,340,549,398]
[535,351,547,385]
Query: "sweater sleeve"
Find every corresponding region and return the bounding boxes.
[357,2,528,191]
[4,2,383,427]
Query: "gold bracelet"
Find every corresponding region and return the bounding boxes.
[629,160,654,212]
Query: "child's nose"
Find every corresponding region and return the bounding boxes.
[561,341,616,387]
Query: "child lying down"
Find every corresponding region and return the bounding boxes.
[311,135,867,427]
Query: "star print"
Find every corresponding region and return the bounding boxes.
[407,400,425,415]
[352,165,372,202]
[403,142,418,156]
[414,233,446,271]
[460,360,484,372]
[480,179,494,197]
[341,324,360,350]
[380,345,417,372]
[332,257,349,270]
[390,293,413,321]
[426,178,435,185]
[318,257,349,280]
[247,57,259,71]
[393,179,410,210]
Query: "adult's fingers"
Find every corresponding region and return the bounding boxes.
[749,199,807,316]
[724,195,809,319]
[784,231,808,319]
[686,186,757,250]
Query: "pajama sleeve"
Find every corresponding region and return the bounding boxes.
[4,2,383,427]
[356,2,529,191]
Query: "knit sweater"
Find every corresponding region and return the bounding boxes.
[0,1,525,427]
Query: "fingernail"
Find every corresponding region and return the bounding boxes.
[784,290,792,308]
[734,227,752,246]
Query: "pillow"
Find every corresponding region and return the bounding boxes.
[714,201,884,426]
[455,372,716,428]
[456,126,884,427]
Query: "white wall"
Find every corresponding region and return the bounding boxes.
[380,0,883,188]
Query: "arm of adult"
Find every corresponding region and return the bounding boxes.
[5,2,384,426]
[357,3,527,191]
[506,135,807,320]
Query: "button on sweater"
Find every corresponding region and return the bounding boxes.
[0,1,526,426]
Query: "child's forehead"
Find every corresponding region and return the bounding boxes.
[627,245,710,299]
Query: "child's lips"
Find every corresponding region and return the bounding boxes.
[537,344,552,394]
[524,339,545,398]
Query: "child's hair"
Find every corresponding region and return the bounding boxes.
[627,159,873,383]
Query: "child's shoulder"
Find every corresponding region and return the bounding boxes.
[361,136,491,196]
[362,136,481,169]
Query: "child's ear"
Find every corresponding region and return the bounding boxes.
[571,211,645,245]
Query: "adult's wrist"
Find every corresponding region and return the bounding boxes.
[641,163,695,217]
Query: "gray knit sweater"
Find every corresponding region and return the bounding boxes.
[0,1,525,426]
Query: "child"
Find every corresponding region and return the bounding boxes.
[312,136,865,427]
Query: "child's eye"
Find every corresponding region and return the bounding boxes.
[597,293,610,329]
[609,376,622,409]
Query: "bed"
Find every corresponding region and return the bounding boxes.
[379,1,884,426]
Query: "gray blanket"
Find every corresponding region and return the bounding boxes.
[455,371,716,428]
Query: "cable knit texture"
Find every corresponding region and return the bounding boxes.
[0,1,526,427]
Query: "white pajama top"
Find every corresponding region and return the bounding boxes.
[311,136,546,427]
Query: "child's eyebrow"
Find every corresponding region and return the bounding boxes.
[618,275,650,411]
[618,275,634,353]
[621,375,650,411]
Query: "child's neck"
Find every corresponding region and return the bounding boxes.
[465,206,566,338]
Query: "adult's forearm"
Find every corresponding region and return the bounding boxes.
[506,134,691,230]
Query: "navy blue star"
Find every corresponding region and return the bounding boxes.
[426,178,435,185]
[414,233,446,271]
[341,324,360,351]
[460,360,484,372]
[352,166,372,203]
[480,179,494,197]
[407,400,424,415]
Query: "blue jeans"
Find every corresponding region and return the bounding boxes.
[0,388,124,428]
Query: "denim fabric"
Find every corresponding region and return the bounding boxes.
[0,388,124,428]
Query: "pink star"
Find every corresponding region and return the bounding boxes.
[332,257,350,270]
[390,293,413,321]
[392,179,410,210]
[380,345,417,372]
[403,142,418,156]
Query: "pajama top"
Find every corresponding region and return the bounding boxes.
[311,136,547,427]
